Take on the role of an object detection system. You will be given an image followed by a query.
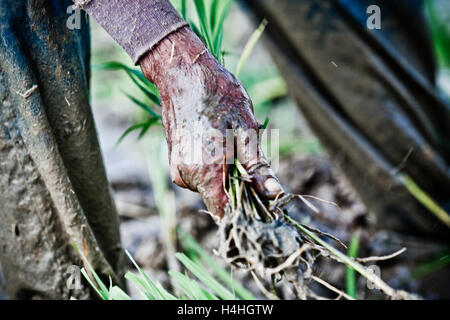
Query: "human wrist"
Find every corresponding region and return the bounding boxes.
[139,26,210,86]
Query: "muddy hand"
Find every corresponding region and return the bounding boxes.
[140,26,283,219]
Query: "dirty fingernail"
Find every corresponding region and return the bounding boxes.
[264,178,282,195]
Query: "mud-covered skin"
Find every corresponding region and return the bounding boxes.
[140,27,282,218]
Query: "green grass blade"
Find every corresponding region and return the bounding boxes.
[125,250,166,300]
[247,75,288,107]
[425,0,450,67]
[210,0,220,32]
[212,0,232,59]
[109,286,132,300]
[137,118,161,140]
[169,270,218,300]
[175,252,236,300]
[72,243,110,299]
[155,283,178,300]
[123,92,161,119]
[179,230,255,300]
[214,29,224,62]
[117,122,150,144]
[169,271,196,299]
[80,268,108,300]
[193,0,213,54]
[127,72,161,107]
[234,158,248,176]
[401,174,450,228]
[181,0,187,20]
[236,19,268,77]
[285,214,398,298]
[95,61,161,105]
[412,248,450,279]
[94,62,148,84]
[125,272,156,300]
[262,117,270,130]
[346,233,360,299]
[189,20,205,42]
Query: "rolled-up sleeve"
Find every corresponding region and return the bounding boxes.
[74,0,188,64]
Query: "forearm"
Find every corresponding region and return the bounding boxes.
[74,0,188,64]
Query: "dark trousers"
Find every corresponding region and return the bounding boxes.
[247,0,450,239]
[0,0,123,299]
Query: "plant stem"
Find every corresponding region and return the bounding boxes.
[346,233,360,299]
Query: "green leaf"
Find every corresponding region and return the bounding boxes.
[125,250,168,300]
[95,61,161,106]
[212,0,232,60]
[155,283,178,300]
[247,75,288,107]
[425,0,450,67]
[179,230,255,300]
[117,119,160,145]
[72,243,110,300]
[125,272,156,300]
[181,0,187,20]
[412,248,450,279]
[236,19,268,77]
[214,29,224,62]
[123,92,161,119]
[175,252,236,300]
[109,286,132,300]
[262,117,270,130]
[285,214,400,298]
[193,0,213,55]
[137,118,160,140]
[189,20,205,42]
[118,122,147,144]
[210,0,220,33]
[346,234,360,299]
[169,270,218,300]
[81,268,108,300]
[127,72,161,107]
[401,174,450,228]
[94,62,148,84]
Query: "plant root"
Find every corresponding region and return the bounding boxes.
[216,164,420,300]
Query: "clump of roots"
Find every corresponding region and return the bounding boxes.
[218,204,320,299]
[216,160,419,300]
